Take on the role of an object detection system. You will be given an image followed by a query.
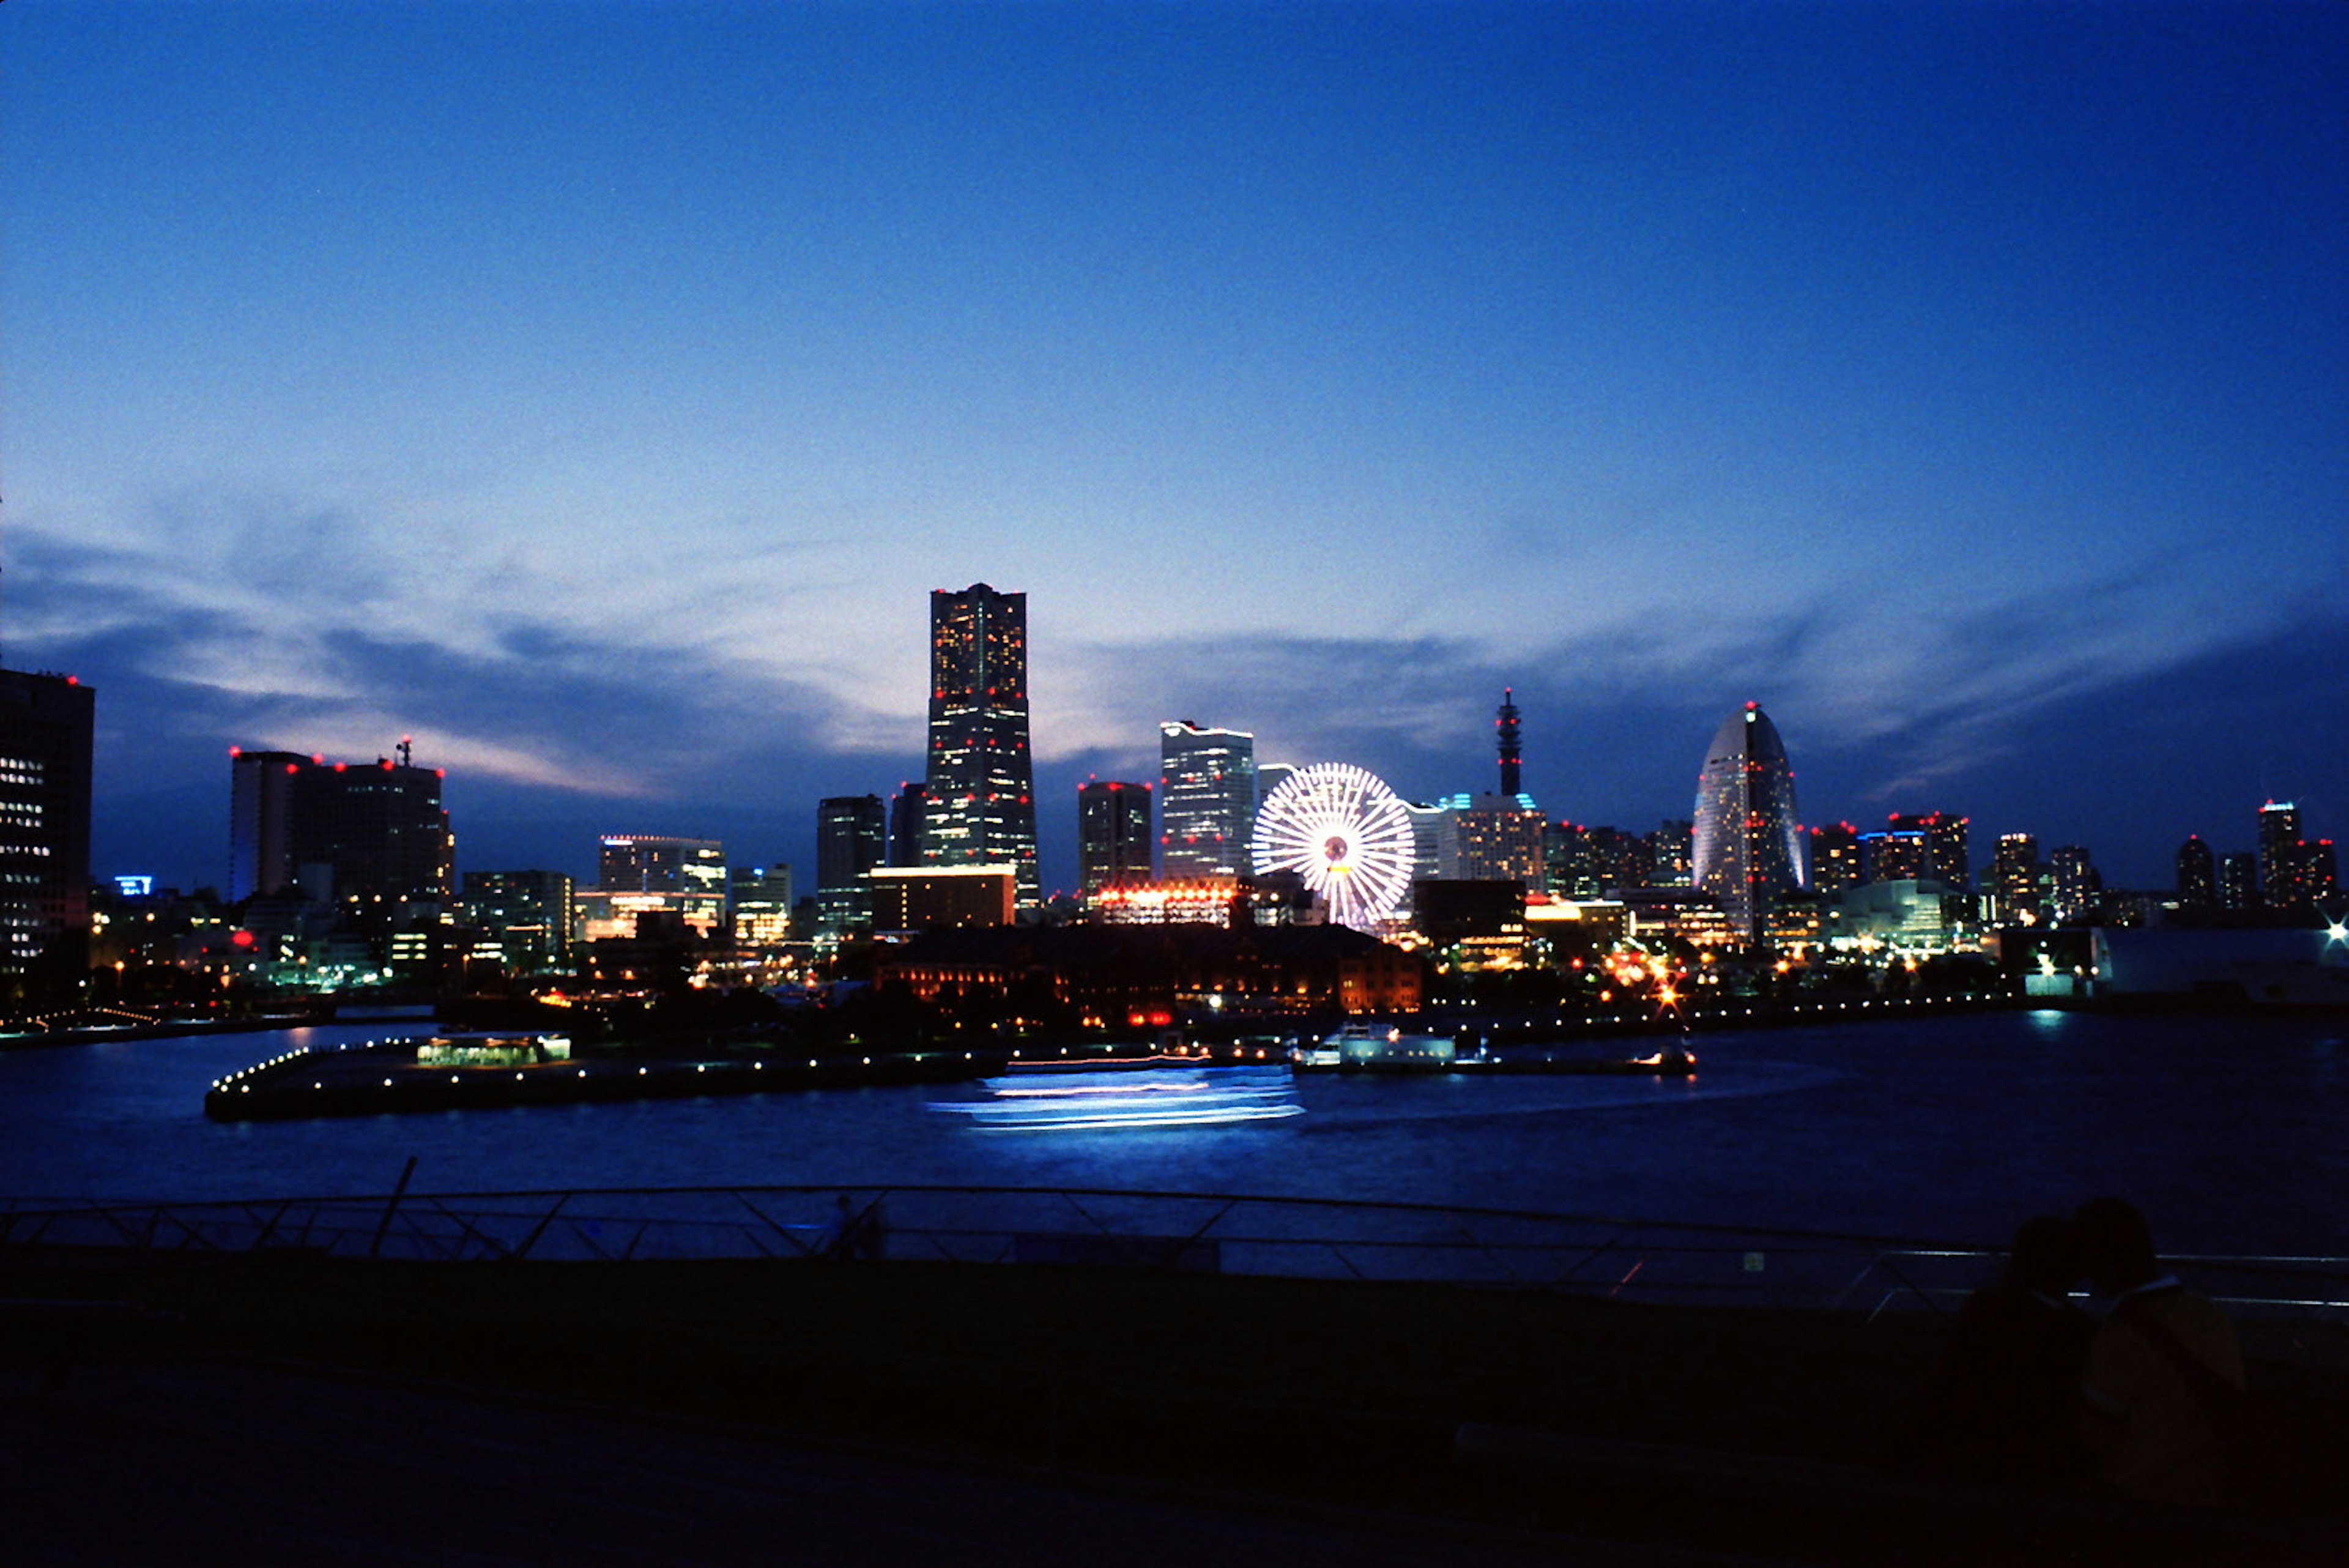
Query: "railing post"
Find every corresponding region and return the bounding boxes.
[368,1156,418,1260]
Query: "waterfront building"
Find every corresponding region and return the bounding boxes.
[888,782,928,869]
[232,743,453,906]
[1077,780,1152,898]
[816,796,886,930]
[0,667,94,989]
[2050,845,2101,924]
[2219,852,2259,912]
[1545,823,1647,898]
[2258,801,2302,909]
[1413,878,1528,959]
[2175,836,2216,909]
[599,834,726,899]
[1820,880,1972,953]
[1647,819,1694,888]
[731,865,794,948]
[1691,703,1807,945]
[922,584,1039,907]
[1990,832,2043,923]
[1159,721,1256,880]
[459,870,575,973]
[867,864,1017,931]
[1808,823,1863,893]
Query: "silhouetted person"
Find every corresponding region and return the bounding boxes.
[2074,1197,2244,1506]
[1918,1214,2096,1487]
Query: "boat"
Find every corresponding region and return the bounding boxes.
[1294,1022,1457,1071]
[936,1061,1304,1131]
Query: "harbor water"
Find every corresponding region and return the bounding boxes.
[2,1008,2341,1255]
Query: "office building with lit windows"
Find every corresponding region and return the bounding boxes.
[2175,836,2216,909]
[230,745,453,905]
[0,667,94,986]
[1808,823,1863,893]
[1891,811,1970,890]
[1159,721,1256,880]
[461,870,575,973]
[1990,833,2042,923]
[922,584,1039,907]
[817,796,886,929]
[1077,780,1152,898]
[1690,702,1806,945]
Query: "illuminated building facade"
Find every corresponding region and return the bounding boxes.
[1647,819,1694,888]
[2255,800,2334,912]
[817,797,885,929]
[232,745,453,905]
[1864,828,1929,884]
[867,865,1017,931]
[0,668,94,984]
[1089,878,1239,926]
[585,834,726,941]
[1443,797,1549,888]
[1545,822,1646,898]
[1808,823,1863,893]
[2175,836,2215,908]
[1159,721,1256,880]
[2050,845,2101,924]
[1991,832,2042,923]
[2219,852,2258,912]
[1891,811,1970,890]
[1077,780,1152,897]
[460,870,575,973]
[731,865,795,948]
[922,584,1039,907]
[1690,703,1806,945]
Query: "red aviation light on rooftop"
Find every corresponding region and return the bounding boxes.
[333,762,346,772]
[229,746,242,757]
[283,763,298,775]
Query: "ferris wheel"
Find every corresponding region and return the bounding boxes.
[1251,763,1417,931]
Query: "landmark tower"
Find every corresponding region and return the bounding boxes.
[1691,702,1806,945]
[922,584,1039,907]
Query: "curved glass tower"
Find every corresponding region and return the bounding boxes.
[1691,702,1806,945]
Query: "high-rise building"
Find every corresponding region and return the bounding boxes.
[1543,822,1643,897]
[1159,720,1256,880]
[1990,832,2042,923]
[0,668,94,987]
[2219,852,2258,912]
[231,745,453,905]
[460,870,575,973]
[1647,819,1694,889]
[1863,828,1929,885]
[1808,823,1863,893]
[922,584,1038,907]
[1077,781,1152,898]
[888,782,928,869]
[817,795,886,929]
[1890,811,1969,890]
[1691,703,1806,945]
[1443,798,1549,889]
[2258,801,2303,910]
[2050,845,2101,924]
[2175,835,2216,908]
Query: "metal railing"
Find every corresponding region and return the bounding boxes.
[5,1184,2345,1322]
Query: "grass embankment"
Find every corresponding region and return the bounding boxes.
[8,1255,2347,1562]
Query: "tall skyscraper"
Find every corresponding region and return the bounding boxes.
[231,744,453,905]
[0,668,94,987]
[1691,702,1806,945]
[921,584,1038,906]
[2219,851,2258,912]
[2050,845,2100,923]
[1077,781,1152,898]
[817,795,886,929]
[1159,720,1256,880]
[2175,835,2216,908]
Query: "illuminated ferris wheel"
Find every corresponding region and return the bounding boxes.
[1252,763,1416,931]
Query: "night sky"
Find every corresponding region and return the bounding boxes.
[4,2,2342,897]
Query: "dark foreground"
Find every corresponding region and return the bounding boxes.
[5,1255,2346,1565]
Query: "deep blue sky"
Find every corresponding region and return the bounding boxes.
[4,1,2342,896]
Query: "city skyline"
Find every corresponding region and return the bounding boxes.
[2,3,2341,895]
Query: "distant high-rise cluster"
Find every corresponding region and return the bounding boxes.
[922,584,1038,907]
[1691,702,1807,943]
[1077,780,1152,897]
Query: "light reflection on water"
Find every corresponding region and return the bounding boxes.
[2,1010,2342,1252]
